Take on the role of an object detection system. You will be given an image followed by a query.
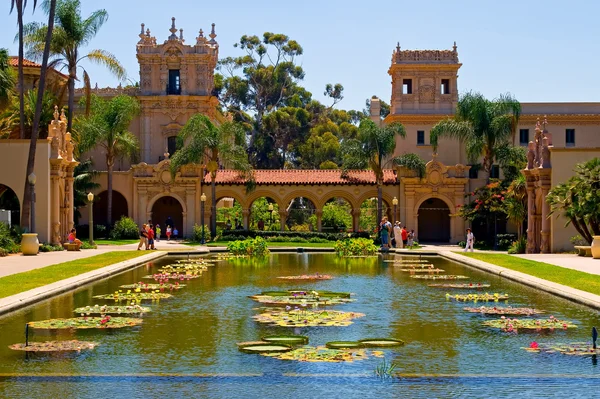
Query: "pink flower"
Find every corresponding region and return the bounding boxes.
[530,341,539,349]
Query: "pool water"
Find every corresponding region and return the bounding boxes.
[0,253,599,398]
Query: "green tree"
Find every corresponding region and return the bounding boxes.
[503,174,527,239]
[262,106,310,167]
[548,158,600,244]
[341,118,406,224]
[0,48,15,108]
[23,0,126,133]
[76,94,139,225]
[169,114,252,238]
[430,92,521,177]
[72,158,99,224]
[0,89,57,138]
[394,153,426,178]
[297,122,341,169]
[364,96,390,119]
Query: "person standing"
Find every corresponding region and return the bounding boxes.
[155,224,161,242]
[464,228,475,252]
[137,224,148,250]
[379,217,392,249]
[147,224,155,250]
[408,230,415,247]
[166,225,172,241]
[401,226,408,247]
[173,226,179,240]
[393,222,403,248]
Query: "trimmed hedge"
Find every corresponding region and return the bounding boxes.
[218,229,369,242]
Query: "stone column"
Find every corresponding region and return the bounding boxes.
[315,209,322,232]
[540,172,552,253]
[279,210,288,232]
[242,209,250,230]
[65,165,76,235]
[49,164,61,245]
[351,208,361,232]
[138,189,148,226]
[525,186,536,254]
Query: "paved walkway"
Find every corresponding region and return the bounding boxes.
[514,253,600,276]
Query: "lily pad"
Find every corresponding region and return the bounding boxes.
[428,283,490,289]
[384,259,430,263]
[9,340,98,352]
[263,346,370,363]
[236,341,268,347]
[143,273,200,281]
[159,264,208,274]
[93,292,172,301]
[411,275,469,280]
[262,335,309,345]
[73,304,151,315]
[358,338,405,347]
[447,293,509,302]
[483,317,577,332]
[250,290,354,307]
[253,309,365,327]
[325,341,363,349]
[277,274,333,280]
[239,343,292,354]
[463,306,544,315]
[399,268,445,273]
[119,283,185,290]
[28,316,143,330]
[523,342,600,356]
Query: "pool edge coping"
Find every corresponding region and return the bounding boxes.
[0,251,167,317]
[440,251,600,311]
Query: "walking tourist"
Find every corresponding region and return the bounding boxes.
[464,228,475,252]
[155,224,161,241]
[166,225,172,241]
[408,230,415,247]
[401,226,408,247]
[173,226,179,240]
[148,224,156,250]
[137,224,148,250]
[393,222,403,248]
[379,217,392,249]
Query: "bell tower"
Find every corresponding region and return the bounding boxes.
[388,42,461,115]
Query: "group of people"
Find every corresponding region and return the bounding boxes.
[225,219,243,230]
[137,218,179,250]
[379,217,415,249]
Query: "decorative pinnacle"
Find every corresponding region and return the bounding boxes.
[535,117,541,131]
[146,28,151,37]
[453,41,457,52]
[199,28,204,37]
[180,28,184,42]
[209,23,217,42]
[542,115,548,131]
[169,17,178,40]
[53,105,59,121]
[396,42,401,52]
[140,23,145,35]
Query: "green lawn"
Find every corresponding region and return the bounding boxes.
[95,239,139,246]
[458,252,600,296]
[0,251,150,299]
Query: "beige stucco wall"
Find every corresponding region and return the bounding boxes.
[0,140,51,242]
[550,148,600,252]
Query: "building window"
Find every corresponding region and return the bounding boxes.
[441,79,450,94]
[468,166,478,179]
[490,165,500,179]
[402,79,412,94]
[417,130,425,145]
[565,129,575,147]
[167,69,181,95]
[167,136,178,157]
[519,129,529,146]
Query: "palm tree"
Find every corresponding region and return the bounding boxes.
[340,118,406,225]
[76,94,139,225]
[23,0,126,133]
[72,158,99,224]
[0,48,15,107]
[430,91,521,178]
[170,114,253,238]
[10,0,33,140]
[503,174,527,239]
[0,89,57,138]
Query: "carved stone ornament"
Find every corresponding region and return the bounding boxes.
[419,85,435,103]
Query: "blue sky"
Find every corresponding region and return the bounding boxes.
[1,0,599,111]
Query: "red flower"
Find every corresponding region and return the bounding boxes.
[530,341,539,349]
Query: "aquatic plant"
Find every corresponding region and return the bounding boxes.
[143,273,200,281]
[334,238,378,257]
[93,291,172,301]
[158,264,208,274]
[249,290,354,306]
[383,259,430,263]
[359,338,405,348]
[253,309,365,327]
[375,358,398,379]
[262,335,309,345]
[119,282,185,291]
[523,342,600,356]
[483,316,577,332]
[9,340,98,352]
[277,273,333,280]
[446,293,509,302]
[410,275,469,280]
[28,316,143,330]
[238,343,291,354]
[399,268,445,273]
[463,306,544,315]
[261,346,372,363]
[73,304,151,315]
[326,341,363,349]
[428,283,490,289]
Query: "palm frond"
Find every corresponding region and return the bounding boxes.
[83,49,126,81]
[429,119,472,150]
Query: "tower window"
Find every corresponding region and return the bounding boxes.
[519,129,529,146]
[441,79,450,94]
[167,136,178,156]
[402,79,412,94]
[417,130,425,145]
[168,69,181,95]
[468,165,478,179]
[490,165,500,179]
[565,129,575,147]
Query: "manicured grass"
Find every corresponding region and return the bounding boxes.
[0,251,150,299]
[458,252,600,296]
[95,239,139,246]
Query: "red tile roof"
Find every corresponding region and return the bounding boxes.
[9,56,41,68]
[206,169,397,185]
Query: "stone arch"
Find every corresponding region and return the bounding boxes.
[284,194,318,231]
[415,195,454,243]
[0,183,21,226]
[246,191,284,210]
[148,193,187,238]
[247,193,282,231]
[93,190,129,226]
[214,191,247,231]
[319,195,354,233]
[356,190,394,209]
[281,190,320,211]
[317,190,359,210]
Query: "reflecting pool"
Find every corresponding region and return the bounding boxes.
[0,253,599,398]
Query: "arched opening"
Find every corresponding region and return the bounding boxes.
[249,197,279,231]
[93,190,128,227]
[0,184,21,227]
[317,197,352,233]
[359,197,391,235]
[216,197,243,231]
[151,196,184,239]
[286,197,316,232]
[418,198,450,243]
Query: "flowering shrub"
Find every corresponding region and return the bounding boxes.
[334,238,378,257]
[227,237,270,256]
[457,181,506,221]
[110,216,139,239]
[191,223,211,242]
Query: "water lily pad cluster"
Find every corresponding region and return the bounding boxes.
[119,282,185,290]
[277,274,333,281]
[399,268,445,273]
[253,309,365,327]
[73,304,151,315]
[463,306,544,316]
[263,346,372,362]
[411,275,469,280]
[384,259,430,264]
[483,316,577,332]
[159,264,208,274]
[446,293,509,302]
[28,316,143,330]
[9,340,98,352]
[93,291,173,301]
[428,283,490,289]
[143,273,200,281]
[249,290,354,307]
[523,341,600,356]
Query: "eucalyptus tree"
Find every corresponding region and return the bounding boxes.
[430,91,521,178]
[340,118,406,224]
[23,0,126,133]
[76,95,140,225]
[169,114,253,238]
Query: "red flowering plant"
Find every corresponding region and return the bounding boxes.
[454,180,507,222]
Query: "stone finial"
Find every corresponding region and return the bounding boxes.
[139,23,145,38]
[542,136,551,168]
[94,82,98,89]
[169,17,178,40]
[179,28,184,42]
[453,41,457,52]
[146,28,151,37]
[164,150,170,160]
[60,107,66,122]
[209,23,217,42]
[53,105,59,121]
[199,28,204,37]
[527,141,535,169]
[396,42,401,53]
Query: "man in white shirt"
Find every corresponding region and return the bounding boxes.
[393,222,403,248]
[464,228,474,252]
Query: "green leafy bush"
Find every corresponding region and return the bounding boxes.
[507,237,527,254]
[218,229,368,242]
[570,235,588,246]
[227,237,270,256]
[39,244,63,252]
[109,217,139,240]
[334,238,378,256]
[80,241,97,249]
[496,233,518,250]
[0,222,20,254]
[191,224,211,242]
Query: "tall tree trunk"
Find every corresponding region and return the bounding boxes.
[377,183,383,228]
[106,156,113,226]
[67,64,76,134]
[17,0,24,140]
[211,176,217,239]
